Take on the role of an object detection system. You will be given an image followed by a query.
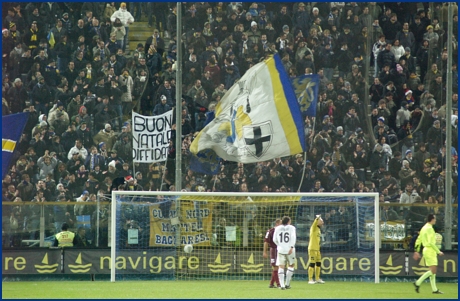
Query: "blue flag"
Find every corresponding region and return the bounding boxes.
[2,112,29,178]
[189,149,221,175]
[290,74,319,117]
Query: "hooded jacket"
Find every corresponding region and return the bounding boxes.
[110,7,134,27]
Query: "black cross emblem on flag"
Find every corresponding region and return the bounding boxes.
[244,126,271,158]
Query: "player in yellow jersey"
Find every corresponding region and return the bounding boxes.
[413,214,444,294]
[308,214,325,284]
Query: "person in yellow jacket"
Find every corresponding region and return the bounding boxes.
[54,223,76,247]
[413,214,444,294]
[308,214,325,284]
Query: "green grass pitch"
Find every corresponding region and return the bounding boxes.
[2,281,458,299]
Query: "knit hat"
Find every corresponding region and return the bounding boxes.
[405,150,412,155]
[323,115,330,120]
[282,25,289,31]
[98,142,105,148]
[251,21,257,27]
[337,126,343,131]
[105,123,111,129]
[377,117,385,122]
[405,90,413,96]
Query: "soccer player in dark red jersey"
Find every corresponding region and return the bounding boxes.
[263,218,282,288]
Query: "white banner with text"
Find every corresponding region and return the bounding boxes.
[132,111,173,163]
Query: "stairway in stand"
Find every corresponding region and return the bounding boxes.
[127,20,170,55]
[127,22,152,54]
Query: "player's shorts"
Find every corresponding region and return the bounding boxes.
[423,248,438,266]
[270,247,278,267]
[275,249,296,267]
[308,249,321,264]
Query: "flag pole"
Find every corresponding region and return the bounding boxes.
[297,116,316,192]
[160,159,168,191]
[213,175,218,191]
[296,152,308,192]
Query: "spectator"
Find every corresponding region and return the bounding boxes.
[110,3,134,53]
[6,78,28,114]
[381,201,400,221]
[112,133,132,163]
[118,68,133,116]
[93,123,117,152]
[67,139,88,161]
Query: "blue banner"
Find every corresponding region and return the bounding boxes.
[189,149,221,175]
[2,112,29,178]
[290,74,319,117]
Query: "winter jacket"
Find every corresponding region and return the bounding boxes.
[110,8,134,27]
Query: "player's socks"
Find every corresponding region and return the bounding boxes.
[269,271,275,286]
[286,267,294,286]
[308,267,314,282]
[429,274,438,292]
[315,266,321,281]
[274,270,280,286]
[415,270,432,286]
[278,268,285,288]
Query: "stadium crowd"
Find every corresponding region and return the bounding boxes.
[1,2,458,247]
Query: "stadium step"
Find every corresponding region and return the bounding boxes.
[129,22,154,31]
[127,22,150,52]
[127,21,170,53]
[129,31,155,41]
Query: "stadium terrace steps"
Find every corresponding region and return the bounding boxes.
[128,22,169,53]
[127,22,150,52]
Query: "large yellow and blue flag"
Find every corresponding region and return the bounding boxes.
[290,74,319,117]
[189,149,221,175]
[2,112,29,177]
[190,54,305,163]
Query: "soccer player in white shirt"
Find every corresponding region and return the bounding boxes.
[273,216,296,290]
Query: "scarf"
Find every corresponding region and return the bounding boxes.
[30,29,37,42]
